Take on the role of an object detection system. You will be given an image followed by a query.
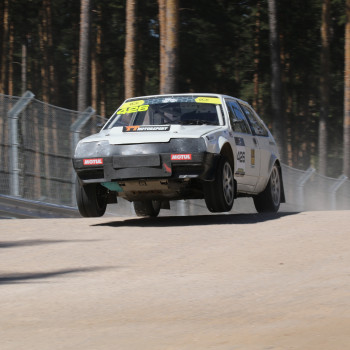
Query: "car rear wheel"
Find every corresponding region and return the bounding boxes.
[204,156,234,213]
[253,164,281,213]
[75,179,107,217]
[134,200,161,217]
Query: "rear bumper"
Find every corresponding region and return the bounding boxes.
[73,152,219,185]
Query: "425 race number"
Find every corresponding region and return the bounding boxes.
[117,105,149,115]
[237,151,245,162]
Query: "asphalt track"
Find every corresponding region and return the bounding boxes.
[1,211,350,349]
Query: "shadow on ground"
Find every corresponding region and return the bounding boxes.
[93,212,299,228]
[0,266,115,285]
[0,239,100,249]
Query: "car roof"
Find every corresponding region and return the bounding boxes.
[124,93,248,105]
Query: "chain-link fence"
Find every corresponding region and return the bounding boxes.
[0,91,349,213]
[281,164,350,212]
[0,91,106,206]
[0,93,20,197]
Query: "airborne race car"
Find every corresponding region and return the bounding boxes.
[73,93,285,217]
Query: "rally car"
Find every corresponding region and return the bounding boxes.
[73,93,285,217]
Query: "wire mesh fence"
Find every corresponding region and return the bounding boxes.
[0,92,106,206]
[280,164,350,212]
[0,91,349,213]
[0,94,20,196]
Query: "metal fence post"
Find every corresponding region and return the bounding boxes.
[7,91,35,197]
[70,107,96,205]
[330,175,348,210]
[177,200,186,216]
[297,167,315,211]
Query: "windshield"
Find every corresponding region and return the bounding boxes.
[103,96,224,129]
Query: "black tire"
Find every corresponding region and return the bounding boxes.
[75,179,107,217]
[204,156,234,213]
[134,200,161,217]
[253,164,281,213]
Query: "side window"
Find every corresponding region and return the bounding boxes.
[225,100,251,134]
[239,103,269,137]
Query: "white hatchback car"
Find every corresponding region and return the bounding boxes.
[73,93,285,217]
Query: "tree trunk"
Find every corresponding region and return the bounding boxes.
[71,50,78,108]
[124,0,137,99]
[8,22,14,96]
[38,0,58,198]
[267,0,286,162]
[21,41,27,95]
[91,11,103,114]
[38,0,56,102]
[44,0,57,104]
[344,0,350,177]
[163,0,179,94]
[77,0,91,111]
[318,0,331,176]
[39,5,50,103]
[158,0,166,93]
[0,0,9,94]
[97,4,106,117]
[253,1,261,112]
[91,44,98,111]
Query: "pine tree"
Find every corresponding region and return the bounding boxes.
[124,0,137,99]
[162,0,179,94]
[344,0,350,177]
[77,0,91,111]
[318,0,331,175]
[267,0,286,161]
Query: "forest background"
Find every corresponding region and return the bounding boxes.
[0,0,349,178]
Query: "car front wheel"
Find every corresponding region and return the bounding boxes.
[75,179,107,217]
[253,164,281,213]
[204,156,234,213]
[133,200,161,217]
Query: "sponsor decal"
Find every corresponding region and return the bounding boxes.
[236,141,246,174]
[235,168,246,177]
[122,125,170,132]
[163,162,172,173]
[195,97,221,105]
[120,100,145,108]
[251,149,255,167]
[123,125,140,132]
[234,137,245,146]
[171,154,192,161]
[83,158,103,166]
[162,98,177,103]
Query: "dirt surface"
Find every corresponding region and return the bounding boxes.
[1,211,350,350]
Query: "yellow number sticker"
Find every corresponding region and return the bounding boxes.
[117,105,149,115]
[117,108,127,114]
[195,97,221,104]
[120,100,145,109]
[127,106,139,113]
[138,105,149,112]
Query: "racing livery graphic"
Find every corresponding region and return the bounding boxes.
[83,158,103,166]
[73,93,285,217]
[123,125,170,132]
[171,154,192,161]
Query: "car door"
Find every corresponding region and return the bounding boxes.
[238,102,273,183]
[224,99,260,193]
